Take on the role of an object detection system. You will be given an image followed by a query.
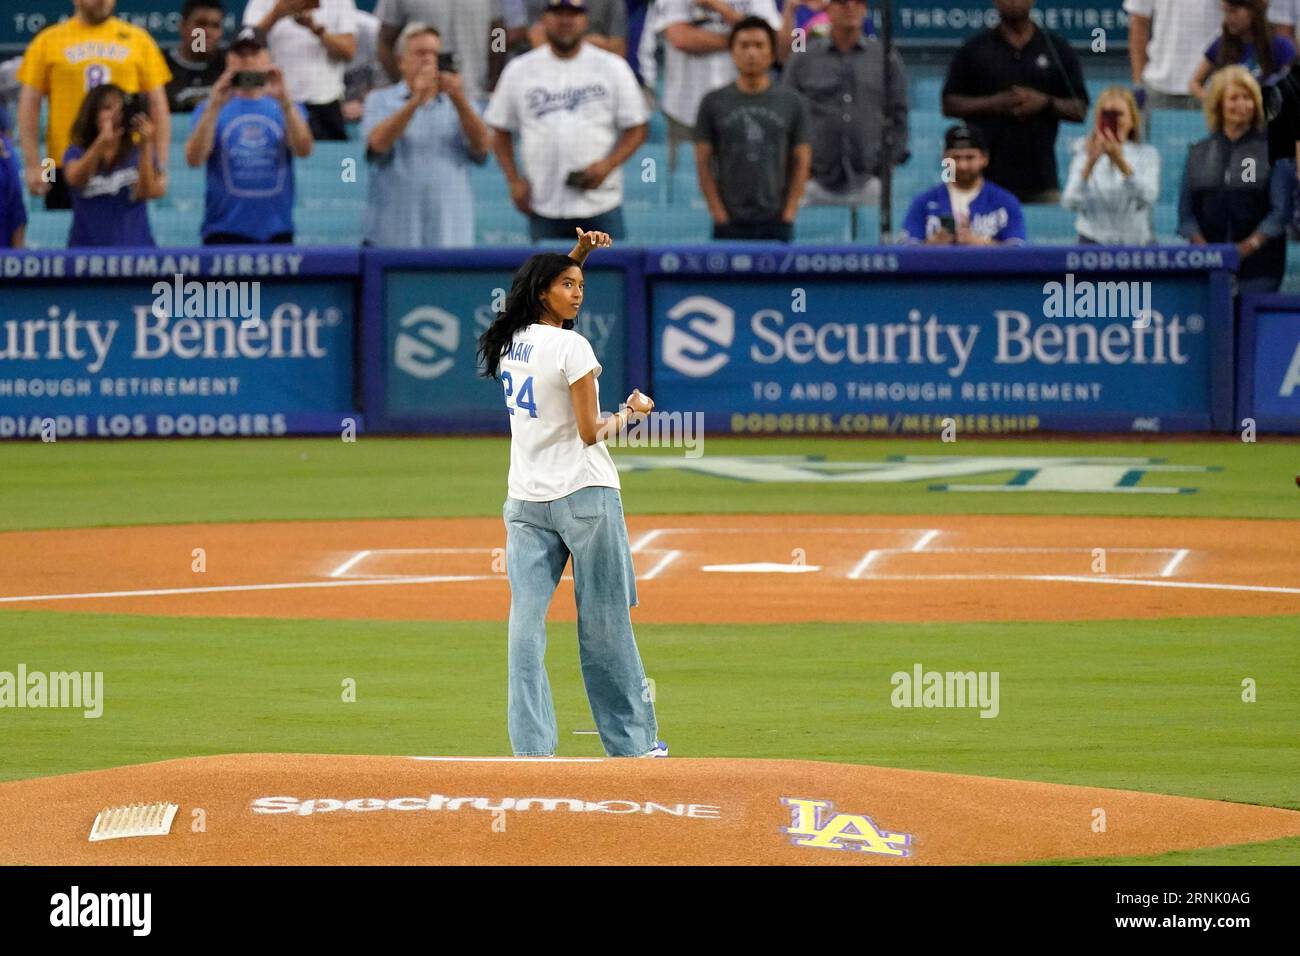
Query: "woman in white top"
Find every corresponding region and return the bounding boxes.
[477,228,667,759]
[1061,87,1161,244]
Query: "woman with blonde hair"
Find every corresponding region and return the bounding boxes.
[1180,65,1294,292]
[1061,86,1160,244]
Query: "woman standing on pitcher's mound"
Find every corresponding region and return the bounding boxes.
[476,228,667,759]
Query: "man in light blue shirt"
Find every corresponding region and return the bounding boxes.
[362,22,490,247]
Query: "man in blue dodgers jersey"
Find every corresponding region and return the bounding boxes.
[476,228,667,760]
[899,124,1027,245]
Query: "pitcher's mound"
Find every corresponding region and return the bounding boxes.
[2,753,1298,865]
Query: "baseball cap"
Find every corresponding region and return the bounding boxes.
[545,0,588,11]
[944,124,987,152]
[230,25,267,52]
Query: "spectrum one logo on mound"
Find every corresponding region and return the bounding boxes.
[251,794,722,817]
[394,307,461,380]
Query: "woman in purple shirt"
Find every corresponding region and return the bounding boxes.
[62,83,167,248]
[1190,0,1297,101]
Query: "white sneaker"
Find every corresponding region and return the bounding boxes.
[638,740,669,758]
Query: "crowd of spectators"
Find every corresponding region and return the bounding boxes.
[3,0,1300,290]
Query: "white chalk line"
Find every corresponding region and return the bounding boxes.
[847,550,882,581]
[1161,548,1191,578]
[329,550,373,578]
[912,529,941,552]
[0,575,499,604]
[329,548,495,579]
[6,529,1279,604]
[3,570,1293,603]
[848,574,1300,595]
[629,529,666,553]
[639,550,682,581]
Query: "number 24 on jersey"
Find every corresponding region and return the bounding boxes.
[500,371,538,418]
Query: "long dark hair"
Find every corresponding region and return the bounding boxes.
[68,83,131,154]
[477,253,580,380]
[1220,0,1276,79]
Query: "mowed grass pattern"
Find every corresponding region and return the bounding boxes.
[1,436,1299,531]
[3,612,1295,810]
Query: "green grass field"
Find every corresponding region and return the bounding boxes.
[1,436,1298,864]
[1,435,1299,530]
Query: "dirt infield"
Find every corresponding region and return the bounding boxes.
[1,514,1297,623]
[2,753,1298,866]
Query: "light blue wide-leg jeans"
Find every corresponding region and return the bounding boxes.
[504,485,657,757]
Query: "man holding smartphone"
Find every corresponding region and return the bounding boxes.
[899,124,1026,246]
[362,23,490,247]
[485,0,647,242]
[245,0,358,140]
[183,26,315,244]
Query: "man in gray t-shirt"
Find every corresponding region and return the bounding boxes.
[694,16,811,241]
[375,0,506,103]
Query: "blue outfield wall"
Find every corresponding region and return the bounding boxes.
[361,248,647,435]
[645,245,1237,436]
[1237,294,1300,435]
[0,247,362,438]
[0,243,1267,439]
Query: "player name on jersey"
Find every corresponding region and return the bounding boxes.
[504,341,535,364]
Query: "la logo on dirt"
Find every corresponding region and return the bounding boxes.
[780,797,912,857]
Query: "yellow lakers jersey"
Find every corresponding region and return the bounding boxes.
[16,15,171,167]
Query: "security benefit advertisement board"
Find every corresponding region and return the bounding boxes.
[651,273,1226,435]
[0,251,358,439]
[381,268,627,433]
[1238,297,1300,434]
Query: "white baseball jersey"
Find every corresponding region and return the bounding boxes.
[484,41,649,219]
[499,322,621,501]
[1123,0,1223,96]
[244,0,359,105]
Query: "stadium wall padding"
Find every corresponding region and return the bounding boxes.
[0,243,1270,439]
